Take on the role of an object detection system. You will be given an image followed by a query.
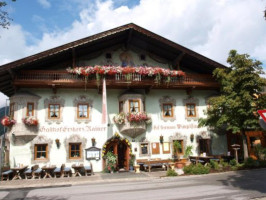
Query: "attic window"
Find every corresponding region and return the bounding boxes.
[140,54,146,61]
[105,53,112,59]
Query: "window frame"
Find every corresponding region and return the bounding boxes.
[129,99,140,113]
[34,144,48,160]
[77,103,89,119]
[162,103,173,117]
[27,102,34,117]
[199,139,210,155]
[139,142,150,156]
[173,140,184,155]
[48,104,60,119]
[186,103,196,117]
[9,103,15,119]
[119,101,124,113]
[69,143,82,159]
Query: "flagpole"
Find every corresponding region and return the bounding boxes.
[101,78,108,125]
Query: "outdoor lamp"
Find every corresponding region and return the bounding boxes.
[55,138,60,148]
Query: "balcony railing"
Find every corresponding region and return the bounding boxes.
[14,70,219,89]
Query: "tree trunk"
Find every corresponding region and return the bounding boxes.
[241,130,249,159]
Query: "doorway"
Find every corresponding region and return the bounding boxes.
[103,137,130,171]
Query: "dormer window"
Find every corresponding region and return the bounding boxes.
[27,103,34,117]
[129,100,140,112]
[10,103,15,119]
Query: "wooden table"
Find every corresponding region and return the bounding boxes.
[11,166,28,180]
[72,165,83,177]
[42,165,56,179]
[189,156,215,164]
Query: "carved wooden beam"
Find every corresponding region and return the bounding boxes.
[7,69,14,80]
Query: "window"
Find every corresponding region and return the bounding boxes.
[140,143,149,155]
[34,144,48,160]
[77,104,88,118]
[186,103,196,117]
[27,103,34,117]
[10,103,14,119]
[119,101,123,113]
[69,143,81,159]
[49,104,60,119]
[129,100,140,112]
[163,103,173,117]
[151,142,160,154]
[199,139,210,155]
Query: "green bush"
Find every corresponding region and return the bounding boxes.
[210,160,220,170]
[183,164,193,174]
[229,159,237,167]
[166,169,178,176]
[184,163,210,175]
[244,157,259,168]
[219,159,229,168]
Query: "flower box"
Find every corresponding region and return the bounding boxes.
[23,116,38,126]
[1,116,16,127]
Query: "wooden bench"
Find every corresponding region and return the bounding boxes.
[63,166,71,177]
[33,167,42,179]
[54,164,65,178]
[1,169,13,181]
[24,165,39,179]
[137,159,173,172]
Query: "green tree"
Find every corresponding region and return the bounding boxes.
[199,50,266,158]
[0,0,15,29]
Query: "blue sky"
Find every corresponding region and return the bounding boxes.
[0,0,266,106]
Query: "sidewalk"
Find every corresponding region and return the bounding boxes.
[0,171,167,189]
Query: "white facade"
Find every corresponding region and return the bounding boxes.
[8,87,227,172]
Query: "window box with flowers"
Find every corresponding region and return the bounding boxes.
[23,116,38,126]
[1,116,16,127]
[113,112,152,138]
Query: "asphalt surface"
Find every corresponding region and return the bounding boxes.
[0,169,266,200]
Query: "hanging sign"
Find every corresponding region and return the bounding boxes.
[85,147,101,160]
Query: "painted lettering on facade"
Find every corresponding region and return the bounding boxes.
[39,126,107,133]
[153,124,199,130]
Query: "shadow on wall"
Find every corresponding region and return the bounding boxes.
[217,168,266,194]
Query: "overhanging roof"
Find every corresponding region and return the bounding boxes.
[0,23,226,96]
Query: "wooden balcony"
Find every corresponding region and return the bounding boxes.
[14,70,219,90]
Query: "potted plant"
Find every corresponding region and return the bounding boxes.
[104,152,117,173]
[184,145,193,166]
[129,154,135,171]
[173,140,183,168]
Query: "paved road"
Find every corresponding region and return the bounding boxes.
[1,169,266,200]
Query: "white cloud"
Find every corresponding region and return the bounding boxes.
[0,0,266,68]
[37,0,51,9]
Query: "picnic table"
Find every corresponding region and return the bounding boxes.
[11,165,28,180]
[42,165,56,179]
[72,165,83,177]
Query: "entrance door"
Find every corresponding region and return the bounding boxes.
[104,139,130,171]
[118,142,127,169]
